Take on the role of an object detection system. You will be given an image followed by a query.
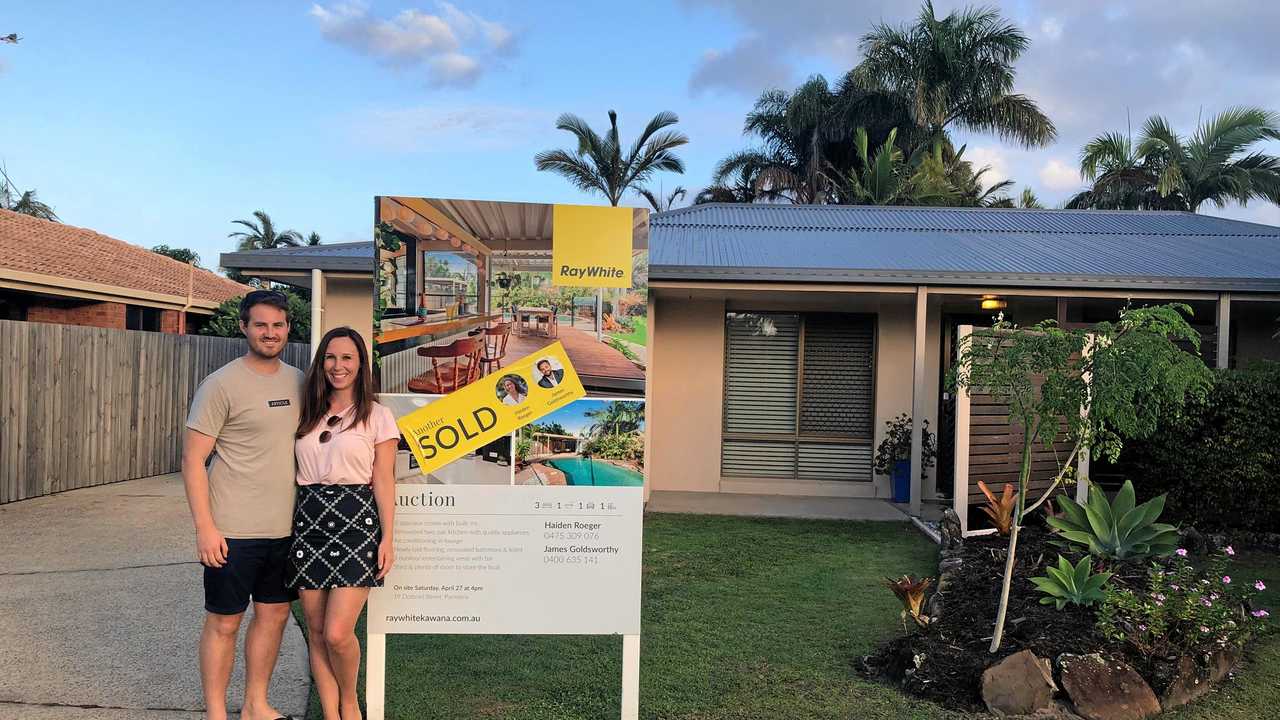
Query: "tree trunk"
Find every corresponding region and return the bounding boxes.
[989,431,1034,652]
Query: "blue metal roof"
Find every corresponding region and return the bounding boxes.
[649,204,1280,292]
[221,241,373,273]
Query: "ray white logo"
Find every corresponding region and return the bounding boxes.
[559,265,625,280]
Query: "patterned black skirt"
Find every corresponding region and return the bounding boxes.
[288,483,383,590]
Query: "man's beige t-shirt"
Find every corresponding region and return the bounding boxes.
[186,357,305,539]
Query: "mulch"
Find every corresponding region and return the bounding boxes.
[862,524,1154,711]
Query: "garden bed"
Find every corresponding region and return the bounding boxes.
[864,520,1271,716]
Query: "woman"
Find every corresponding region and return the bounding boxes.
[500,375,526,405]
[288,327,397,720]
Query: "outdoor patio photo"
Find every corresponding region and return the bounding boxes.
[374,197,648,397]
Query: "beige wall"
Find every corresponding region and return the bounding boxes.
[321,275,374,357]
[648,293,725,493]
[648,287,929,498]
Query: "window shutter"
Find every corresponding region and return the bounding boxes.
[799,314,875,437]
[722,313,799,435]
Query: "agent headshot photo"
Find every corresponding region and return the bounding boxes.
[496,374,528,406]
[533,357,565,389]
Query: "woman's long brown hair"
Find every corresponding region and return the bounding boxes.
[297,326,374,438]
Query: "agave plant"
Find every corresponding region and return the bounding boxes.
[1046,480,1179,560]
[976,480,1016,535]
[1030,555,1113,610]
[884,575,934,629]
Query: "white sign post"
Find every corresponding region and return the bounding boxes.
[365,484,644,719]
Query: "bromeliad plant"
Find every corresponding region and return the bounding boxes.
[884,575,934,629]
[949,305,1213,652]
[1047,479,1179,560]
[1031,554,1113,610]
[976,480,1017,535]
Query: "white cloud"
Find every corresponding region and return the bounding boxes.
[965,146,1010,189]
[1040,18,1062,41]
[309,1,515,87]
[348,105,553,153]
[1038,158,1081,192]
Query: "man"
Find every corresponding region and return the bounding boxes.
[182,290,305,720]
[535,358,564,389]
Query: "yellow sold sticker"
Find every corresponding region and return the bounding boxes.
[396,342,586,475]
[550,204,634,288]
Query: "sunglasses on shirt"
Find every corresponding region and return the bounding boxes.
[319,414,342,443]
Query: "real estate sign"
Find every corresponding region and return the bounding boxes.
[368,484,643,635]
[551,203,634,288]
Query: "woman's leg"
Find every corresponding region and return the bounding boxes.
[323,586,372,720]
[300,589,341,720]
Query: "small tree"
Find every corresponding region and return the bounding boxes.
[950,304,1212,652]
[200,289,311,343]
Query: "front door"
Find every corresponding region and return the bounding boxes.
[935,313,992,498]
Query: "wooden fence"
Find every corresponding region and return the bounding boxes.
[0,320,310,504]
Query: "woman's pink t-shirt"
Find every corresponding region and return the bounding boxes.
[295,402,400,486]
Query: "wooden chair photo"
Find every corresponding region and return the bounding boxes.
[406,336,483,394]
[479,321,512,374]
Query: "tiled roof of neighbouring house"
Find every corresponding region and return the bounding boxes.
[0,208,251,304]
[649,204,1280,292]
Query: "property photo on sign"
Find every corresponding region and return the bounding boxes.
[374,196,648,397]
[515,398,645,487]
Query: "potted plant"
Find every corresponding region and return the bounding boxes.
[873,414,936,503]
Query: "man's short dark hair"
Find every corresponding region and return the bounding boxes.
[537,359,552,370]
[239,290,290,324]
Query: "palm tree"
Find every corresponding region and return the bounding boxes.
[534,110,688,206]
[228,210,304,250]
[305,231,322,246]
[584,401,645,437]
[1069,107,1280,212]
[0,168,58,221]
[636,185,686,212]
[854,1,1056,149]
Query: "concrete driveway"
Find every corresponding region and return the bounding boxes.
[0,473,310,719]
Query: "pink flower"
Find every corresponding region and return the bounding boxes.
[1257,580,1267,591]
[1225,545,1235,556]
[1153,593,1166,602]
[1171,584,1181,590]
[1223,576,1232,585]
[1202,598,1213,607]
[1138,624,1147,631]
[1176,548,1188,557]
[1200,625,1210,633]
[1252,610,1270,619]
[1210,593,1220,601]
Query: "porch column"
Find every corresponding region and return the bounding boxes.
[909,285,928,517]
[311,268,325,356]
[1216,292,1231,369]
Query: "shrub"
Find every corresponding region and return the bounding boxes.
[1031,554,1112,610]
[1097,548,1268,656]
[581,432,643,465]
[1046,479,1179,560]
[1123,361,1280,533]
[872,414,937,477]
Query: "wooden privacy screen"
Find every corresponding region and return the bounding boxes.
[0,320,310,504]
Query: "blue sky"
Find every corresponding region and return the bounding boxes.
[536,400,644,438]
[4,1,1280,272]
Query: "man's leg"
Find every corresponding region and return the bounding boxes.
[242,600,292,720]
[199,611,243,720]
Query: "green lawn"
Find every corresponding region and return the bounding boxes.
[293,515,1280,720]
[607,317,647,346]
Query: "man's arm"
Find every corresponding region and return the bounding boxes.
[182,429,227,568]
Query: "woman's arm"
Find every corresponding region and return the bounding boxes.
[372,438,398,579]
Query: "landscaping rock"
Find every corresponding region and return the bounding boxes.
[981,649,1057,716]
[1208,646,1240,683]
[1160,655,1211,710]
[1059,653,1160,720]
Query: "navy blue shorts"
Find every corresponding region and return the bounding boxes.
[203,537,298,615]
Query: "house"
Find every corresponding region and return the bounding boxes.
[219,241,374,354]
[0,209,249,332]
[644,204,1280,518]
